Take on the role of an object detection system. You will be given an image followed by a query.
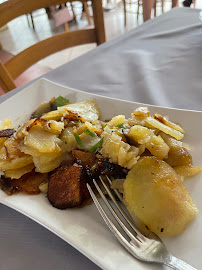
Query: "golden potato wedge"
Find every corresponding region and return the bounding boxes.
[24,126,59,153]
[153,113,185,133]
[174,165,202,178]
[165,148,192,167]
[132,107,150,119]
[63,99,101,122]
[0,155,33,170]
[5,163,35,179]
[128,125,151,145]
[101,131,139,168]
[124,156,198,236]
[145,117,184,140]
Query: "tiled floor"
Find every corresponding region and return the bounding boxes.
[0,1,201,94]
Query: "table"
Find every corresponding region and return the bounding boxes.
[0,7,201,270]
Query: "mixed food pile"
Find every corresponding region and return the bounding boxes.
[0,96,201,236]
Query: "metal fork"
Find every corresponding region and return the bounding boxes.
[86,176,197,270]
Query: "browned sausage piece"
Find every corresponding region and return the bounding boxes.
[12,171,48,194]
[47,164,85,209]
[72,150,96,167]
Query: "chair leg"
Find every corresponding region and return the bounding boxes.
[123,0,126,26]
[26,14,30,27]
[64,22,69,32]
[161,0,165,13]
[30,13,35,31]
[137,0,140,22]
[92,0,106,45]
[70,2,76,21]
[84,2,92,26]
[0,62,16,92]
[154,0,157,17]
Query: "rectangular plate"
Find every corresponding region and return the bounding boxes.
[0,79,201,270]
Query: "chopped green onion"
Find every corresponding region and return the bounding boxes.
[71,120,81,125]
[88,138,104,152]
[44,143,48,146]
[116,123,126,129]
[83,129,97,137]
[74,133,83,147]
[103,123,107,128]
[54,96,69,107]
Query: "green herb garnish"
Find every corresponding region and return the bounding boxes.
[88,138,104,152]
[54,96,69,107]
[71,120,81,125]
[83,129,97,137]
[44,143,48,146]
[65,141,67,144]
[115,123,126,129]
[74,133,83,147]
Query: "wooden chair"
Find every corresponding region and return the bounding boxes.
[0,0,105,93]
[123,0,165,26]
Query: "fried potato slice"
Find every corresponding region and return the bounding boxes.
[165,148,192,167]
[107,115,126,128]
[124,156,198,236]
[128,125,151,145]
[63,99,101,122]
[24,126,59,153]
[101,131,139,169]
[59,127,77,152]
[0,137,24,160]
[41,110,64,121]
[33,154,64,173]
[5,163,35,179]
[27,118,64,134]
[174,165,202,178]
[153,113,185,133]
[145,117,184,140]
[0,155,33,170]
[132,107,150,120]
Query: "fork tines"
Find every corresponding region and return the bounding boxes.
[86,176,147,257]
[87,176,197,270]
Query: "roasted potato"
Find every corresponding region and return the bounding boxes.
[124,156,198,236]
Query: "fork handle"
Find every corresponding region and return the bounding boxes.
[165,255,197,270]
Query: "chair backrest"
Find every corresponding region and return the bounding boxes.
[0,0,105,92]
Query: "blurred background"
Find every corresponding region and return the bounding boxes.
[0,0,201,92]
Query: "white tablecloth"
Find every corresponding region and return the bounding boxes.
[0,7,202,270]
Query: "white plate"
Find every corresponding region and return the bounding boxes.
[0,79,201,270]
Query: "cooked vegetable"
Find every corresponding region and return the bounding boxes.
[83,129,97,137]
[54,96,69,107]
[116,123,126,129]
[0,98,200,237]
[74,133,84,148]
[88,138,103,152]
[124,156,198,236]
